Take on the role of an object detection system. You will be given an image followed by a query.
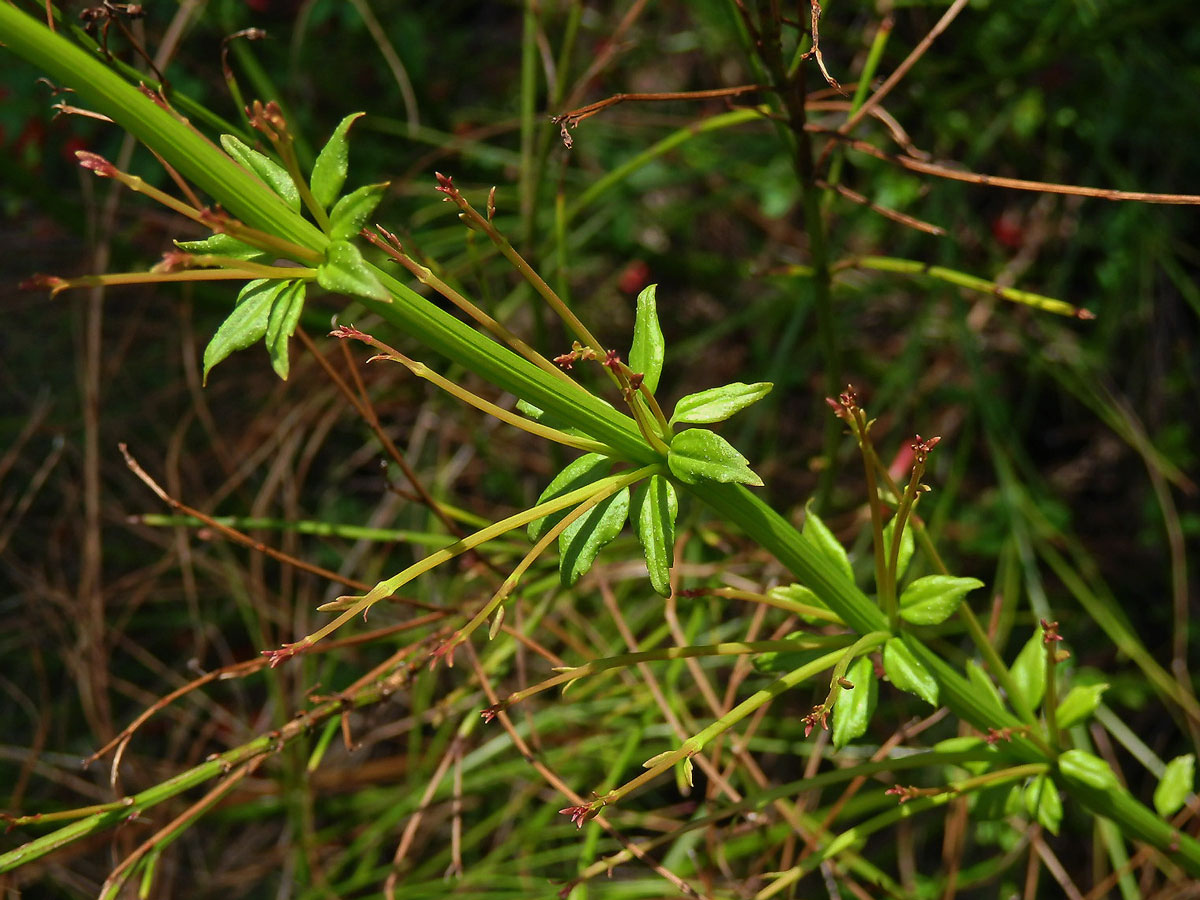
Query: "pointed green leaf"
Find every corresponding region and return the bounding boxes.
[630,475,678,597]
[882,515,915,582]
[175,232,268,262]
[310,112,363,209]
[317,240,388,301]
[628,284,665,393]
[1154,754,1195,817]
[559,487,629,586]
[1055,682,1108,729]
[219,134,300,211]
[669,382,773,427]
[832,656,877,749]
[202,279,286,384]
[264,280,306,380]
[667,429,762,486]
[899,575,983,626]
[966,660,1006,713]
[1024,774,1062,835]
[1010,629,1047,713]
[1059,750,1120,791]
[800,501,854,584]
[883,637,939,706]
[768,583,841,624]
[528,454,612,542]
[329,181,389,242]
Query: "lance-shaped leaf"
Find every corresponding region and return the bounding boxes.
[1055,682,1108,729]
[175,232,269,262]
[317,240,388,301]
[528,454,612,542]
[800,501,854,584]
[667,429,762,486]
[769,583,841,624]
[628,284,665,393]
[630,475,677,596]
[882,515,915,582]
[1009,629,1047,713]
[1024,774,1062,835]
[669,382,773,427]
[264,280,306,380]
[559,487,630,587]
[1155,754,1196,817]
[329,182,389,242]
[883,637,938,706]
[1058,749,1120,791]
[899,575,983,626]
[832,655,877,749]
[203,279,287,384]
[219,134,300,211]
[966,660,1006,713]
[310,112,364,210]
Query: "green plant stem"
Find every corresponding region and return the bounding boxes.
[711,586,844,625]
[304,466,657,648]
[833,255,1087,318]
[499,635,853,711]
[348,334,613,454]
[599,646,851,811]
[853,409,894,625]
[6,7,1200,875]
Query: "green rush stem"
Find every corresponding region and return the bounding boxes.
[864,426,1040,726]
[576,747,999,888]
[369,231,575,387]
[887,457,926,603]
[445,474,635,655]
[361,342,614,454]
[1043,635,1061,750]
[756,763,1050,900]
[833,255,1087,318]
[499,636,854,711]
[0,658,418,873]
[598,646,854,811]
[710,586,844,625]
[211,220,323,265]
[54,268,315,293]
[106,168,207,224]
[451,193,607,358]
[853,410,894,626]
[303,467,657,647]
[174,255,315,280]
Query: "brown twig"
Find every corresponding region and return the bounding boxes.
[552,85,764,148]
[837,0,970,138]
[119,442,439,610]
[816,179,945,235]
[816,128,1200,204]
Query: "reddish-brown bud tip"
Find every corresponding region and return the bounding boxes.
[261,646,297,668]
[19,274,68,292]
[1076,308,1096,320]
[76,150,117,177]
[558,805,594,828]
[330,324,366,341]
